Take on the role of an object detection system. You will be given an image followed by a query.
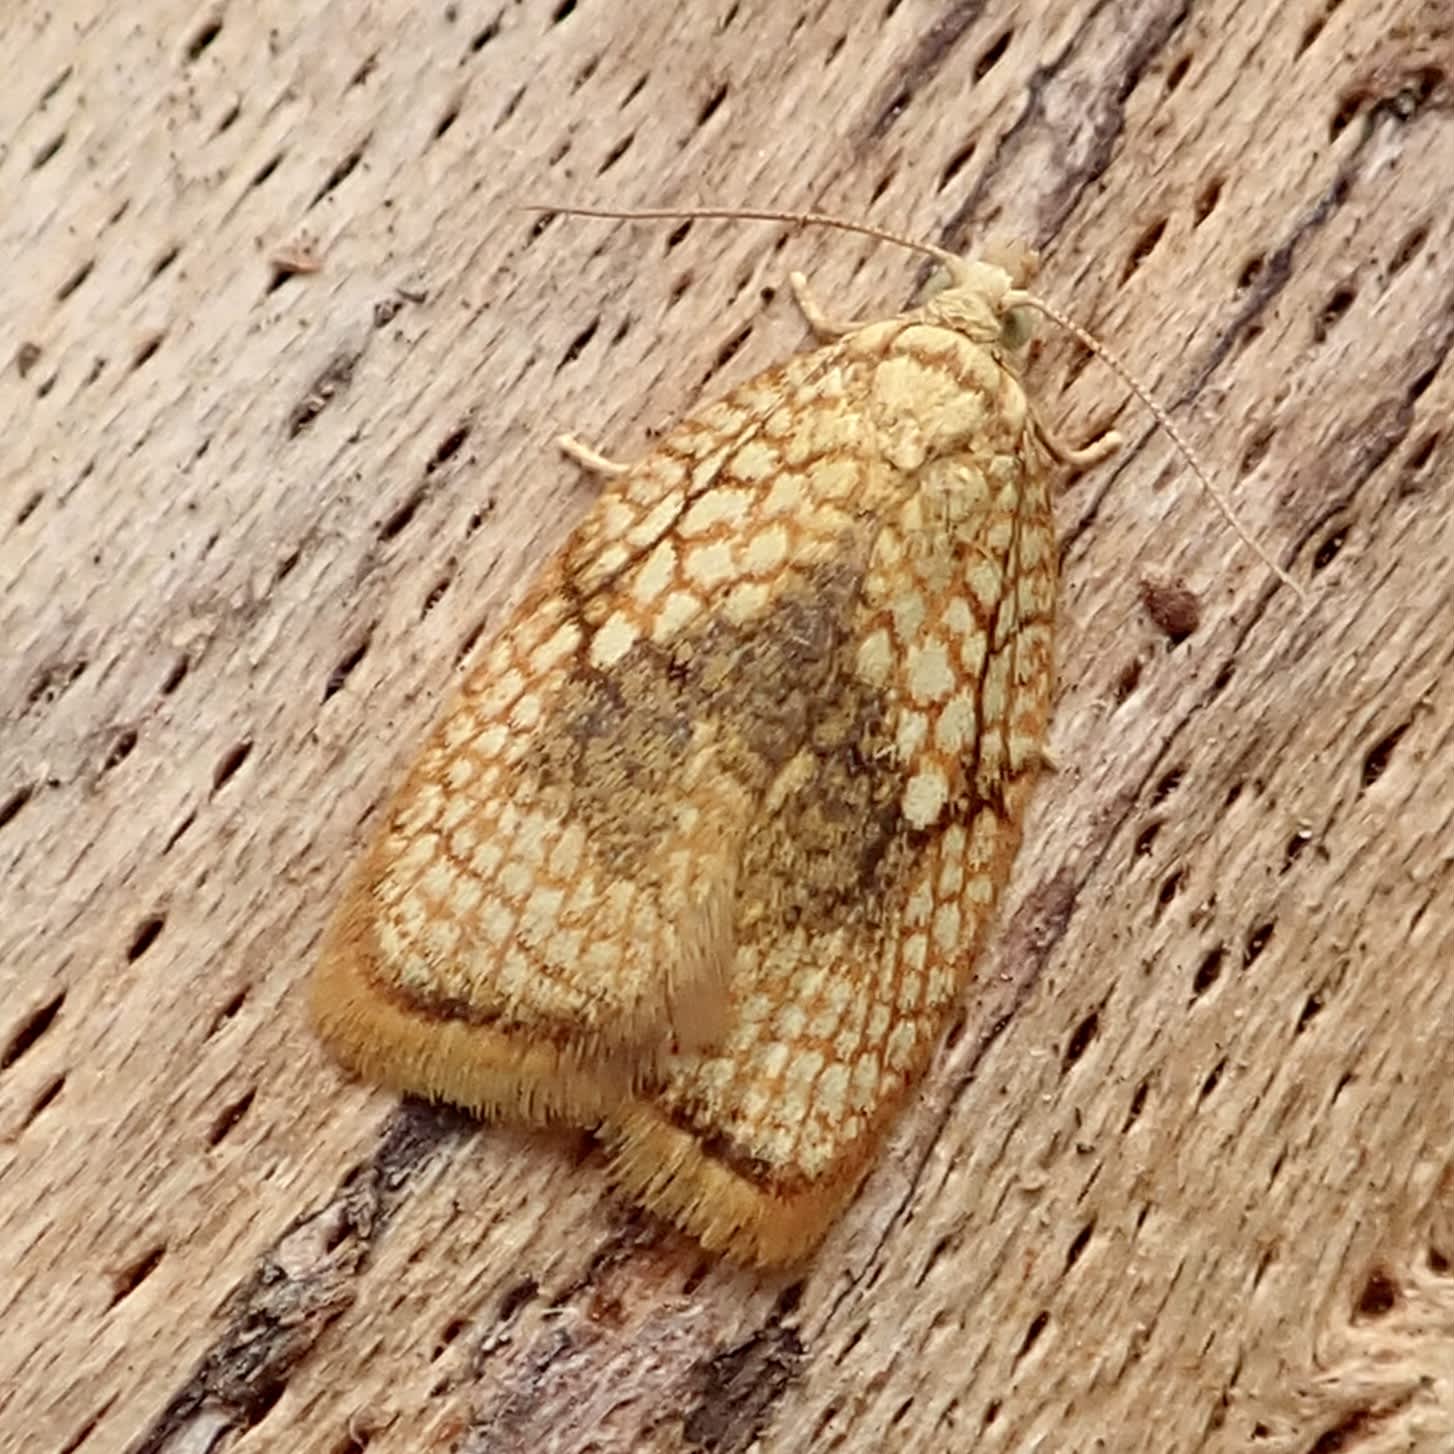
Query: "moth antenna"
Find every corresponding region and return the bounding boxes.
[1008,289,1306,602]
[526,202,969,281]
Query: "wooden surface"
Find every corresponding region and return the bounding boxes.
[3,2,1453,1451]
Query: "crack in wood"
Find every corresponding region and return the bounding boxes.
[127,1101,473,1454]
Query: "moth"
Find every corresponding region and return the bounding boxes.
[312,207,1293,1264]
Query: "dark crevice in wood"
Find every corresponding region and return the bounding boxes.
[379,488,426,541]
[1312,524,1347,571]
[1306,1394,1415,1454]
[286,348,362,438]
[0,783,35,832]
[556,317,599,372]
[130,331,165,370]
[2,990,65,1071]
[938,135,978,191]
[697,83,729,128]
[184,17,223,63]
[103,727,138,772]
[161,654,190,696]
[127,916,165,962]
[469,14,502,51]
[597,131,634,175]
[57,1399,114,1454]
[1313,282,1357,341]
[325,632,374,700]
[1152,768,1184,803]
[700,323,753,389]
[1361,722,1409,788]
[1156,868,1184,911]
[1191,947,1224,998]
[1194,175,1222,224]
[207,987,249,1038]
[495,84,526,129]
[1124,1077,1151,1130]
[1296,991,1324,1034]
[161,811,196,855]
[33,131,66,169]
[1405,431,1439,474]
[1015,1309,1049,1362]
[251,152,284,190]
[310,136,372,209]
[1065,1219,1095,1269]
[148,245,180,284]
[455,613,490,666]
[1244,921,1274,967]
[1121,217,1167,283]
[110,1244,167,1307]
[1113,656,1143,703]
[974,28,1012,82]
[1389,223,1428,276]
[207,1088,257,1147]
[421,573,454,617]
[57,258,94,302]
[1239,423,1275,475]
[498,1276,538,1322]
[1062,1010,1099,1070]
[38,64,73,106]
[213,741,253,792]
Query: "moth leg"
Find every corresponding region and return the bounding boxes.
[1036,411,1123,472]
[557,432,630,477]
[788,271,869,339]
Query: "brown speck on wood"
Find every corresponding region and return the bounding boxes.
[1139,576,1202,642]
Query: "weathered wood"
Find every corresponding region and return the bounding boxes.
[3,1,1453,1451]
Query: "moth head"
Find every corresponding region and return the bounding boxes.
[922,258,1035,352]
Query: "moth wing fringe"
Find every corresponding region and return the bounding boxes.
[601,1103,871,1266]
[312,900,643,1124]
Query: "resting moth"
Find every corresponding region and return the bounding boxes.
[312,208,1290,1264]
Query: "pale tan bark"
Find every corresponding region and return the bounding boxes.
[3,2,1452,1452]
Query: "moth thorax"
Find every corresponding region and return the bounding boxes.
[919,459,995,532]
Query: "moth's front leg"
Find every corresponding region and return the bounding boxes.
[557,433,630,478]
[789,270,871,340]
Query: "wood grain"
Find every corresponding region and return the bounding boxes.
[2,1,1452,1451]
